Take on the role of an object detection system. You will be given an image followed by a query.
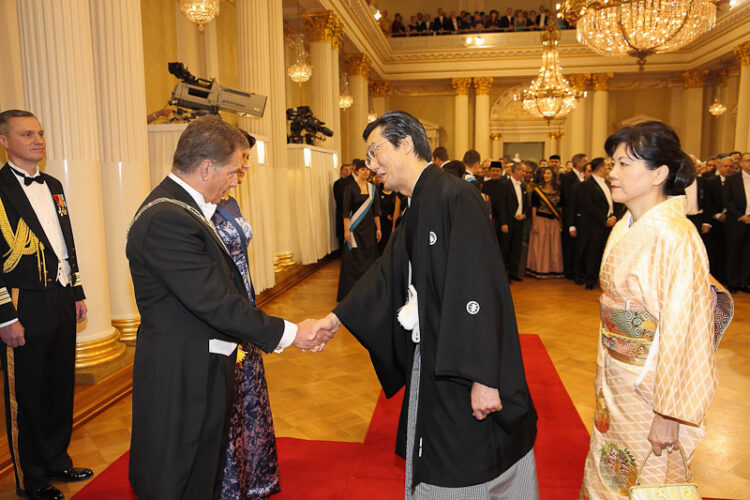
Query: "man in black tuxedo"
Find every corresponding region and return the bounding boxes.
[446,11,461,32]
[707,156,734,285]
[0,110,91,500]
[433,8,448,34]
[560,153,587,280]
[684,161,714,257]
[573,158,615,289]
[722,152,750,293]
[499,7,514,30]
[499,163,529,281]
[333,163,354,250]
[126,117,331,500]
[482,162,505,244]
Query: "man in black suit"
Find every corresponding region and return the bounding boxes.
[560,153,588,280]
[482,161,505,244]
[723,152,750,293]
[574,158,615,289]
[333,163,354,250]
[684,157,714,256]
[707,155,734,285]
[462,149,483,191]
[499,162,529,281]
[126,117,331,500]
[433,8,448,34]
[446,11,461,32]
[702,156,719,178]
[0,110,91,500]
[498,7,514,30]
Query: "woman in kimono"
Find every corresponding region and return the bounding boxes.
[580,121,733,499]
[214,132,281,499]
[337,160,381,300]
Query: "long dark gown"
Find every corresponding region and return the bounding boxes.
[337,181,381,301]
[378,188,399,254]
[213,197,280,499]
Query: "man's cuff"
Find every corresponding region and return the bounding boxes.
[274,320,298,353]
[0,318,19,328]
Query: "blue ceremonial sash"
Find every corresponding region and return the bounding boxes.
[215,205,256,306]
[347,183,375,250]
[465,173,477,183]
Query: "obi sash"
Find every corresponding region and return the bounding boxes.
[347,183,375,249]
[599,294,658,366]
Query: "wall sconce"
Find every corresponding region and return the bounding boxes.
[304,147,312,167]
[256,141,266,165]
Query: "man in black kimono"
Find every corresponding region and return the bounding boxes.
[127,117,329,500]
[0,110,91,500]
[314,111,538,498]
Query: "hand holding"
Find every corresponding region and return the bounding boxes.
[570,227,578,237]
[605,216,616,228]
[648,412,680,456]
[471,381,502,421]
[309,313,341,352]
[0,321,25,348]
[293,319,320,351]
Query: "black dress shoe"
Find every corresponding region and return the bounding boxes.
[740,286,750,293]
[585,284,594,290]
[17,485,64,500]
[48,467,93,482]
[510,276,523,282]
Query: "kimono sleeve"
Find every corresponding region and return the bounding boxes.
[653,229,717,425]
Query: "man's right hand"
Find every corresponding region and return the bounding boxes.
[500,224,509,234]
[344,230,352,243]
[0,322,25,347]
[569,227,577,237]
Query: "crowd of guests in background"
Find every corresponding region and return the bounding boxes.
[380,6,570,37]
[333,145,750,296]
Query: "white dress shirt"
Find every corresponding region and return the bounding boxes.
[743,170,750,216]
[593,174,614,217]
[168,173,297,353]
[684,179,702,216]
[569,169,585,233]
[511,177,524,216]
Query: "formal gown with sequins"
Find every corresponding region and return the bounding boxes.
[213,197,281,499]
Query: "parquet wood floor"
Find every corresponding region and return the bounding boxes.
[0,259,747,499]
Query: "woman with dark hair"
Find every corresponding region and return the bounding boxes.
[375,175,401,254]
[337,160,381,300]
[391,13,406,36]
[580,121,733,499]
[214,132,282,498]
[526,166,563,279]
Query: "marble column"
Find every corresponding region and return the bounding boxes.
[175,1,202,75]
[203,20,220,81]
[490,133,502,159]
[681,69,708,157]
[90,0,152,347]
[331,30,344,159]
[590,73,612,158]
[303,11,343,150]
[452,78,472,159]
[345,54,371,159]
[473,77,493,159]
[237,0,289,280]
[17,0,123,370]
[369,80,389,118]
[565,74,590,158]
[549,132,563,156]
[734,42,750,151]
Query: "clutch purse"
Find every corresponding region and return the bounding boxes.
[629,446,701,500]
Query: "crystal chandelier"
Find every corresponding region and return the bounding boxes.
[515,25,585,122]
[368,111,378,122]
[180,0,220,31]
[708,97,727,116]
[287,33,312,84]
[560,0,717,71]
[339,74,354,109]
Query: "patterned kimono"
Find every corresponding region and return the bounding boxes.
[580,196,733,499]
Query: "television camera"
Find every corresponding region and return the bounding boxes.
[168,62,267,118]
[286,106,334,145]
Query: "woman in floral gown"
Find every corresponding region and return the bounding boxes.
[214,133,281,499]
[579,122,733,499]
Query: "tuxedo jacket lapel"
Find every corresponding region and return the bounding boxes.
[0,165,55,256]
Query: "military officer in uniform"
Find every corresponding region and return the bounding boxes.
[0,110,92,500]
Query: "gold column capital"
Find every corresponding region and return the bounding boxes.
[369,80,390,97]
[302,10,344,49]
[344,54,371,79]
[682,68,709,88]
[473,77,494,95]
[549,132,565,139]
[489,133,502,140]
[716,68,729,87]
[568,73,590,92]
[452,77,472,95]
[591,72,614,91]
[734,41,750,67]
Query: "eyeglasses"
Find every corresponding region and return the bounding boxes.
[365,140,390,169]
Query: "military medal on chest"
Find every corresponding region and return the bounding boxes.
[52,194,68,217]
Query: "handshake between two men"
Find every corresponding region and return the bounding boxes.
[291,313,343,352]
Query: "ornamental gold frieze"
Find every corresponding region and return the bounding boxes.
[681,68,708,88]
[473,77,494,95]
[735,41,750,67]
[452,78,472,95]
[344,54,371,79]
[302,11,344,49]
[591,72,613,91]
[567,73,590,92]
[369,80,390,97]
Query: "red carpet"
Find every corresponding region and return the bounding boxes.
[72,335,730,499]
